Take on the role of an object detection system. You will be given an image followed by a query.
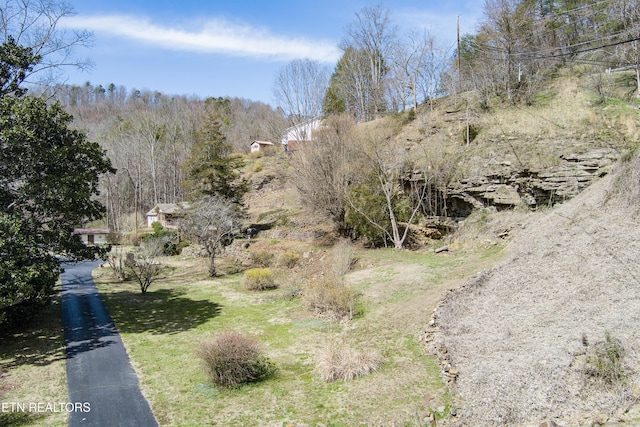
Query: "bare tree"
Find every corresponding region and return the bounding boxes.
[134,110,166,207]
[0,0,92,86]
[273,58,329,136]
[346,128,426,249]
[179,196,242,277]
[341,3,398,118]
[294,114,357,235]
[326,46,373,121]
[608,0,640,96]
[126,238,164,294]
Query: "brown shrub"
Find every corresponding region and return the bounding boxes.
[195,332,277,388]
[277,251,300,269]
[303,275,359,319]
[250,250,274,267]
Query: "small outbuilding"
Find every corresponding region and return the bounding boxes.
[74,228,110,246]
[250,140,275,153]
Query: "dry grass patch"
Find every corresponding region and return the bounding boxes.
[316,342,384,382]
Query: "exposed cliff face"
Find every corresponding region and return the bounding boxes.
[443,147,618,218]
[421,158,640,427]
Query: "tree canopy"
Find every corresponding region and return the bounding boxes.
[0,36,113,327]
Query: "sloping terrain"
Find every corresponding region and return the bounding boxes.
[425,159,640,425]
[241,74,640,426]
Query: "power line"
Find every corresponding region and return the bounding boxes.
[520,36,640,61]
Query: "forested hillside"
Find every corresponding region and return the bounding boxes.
[40,88,286,232]
[39,0,640,243]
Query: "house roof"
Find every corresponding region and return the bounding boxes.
[283,118,321,133]
[145,202,189,216]
[74,228,110,235]
[251,140,274,146]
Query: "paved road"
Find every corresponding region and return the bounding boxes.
[61,260,158,427]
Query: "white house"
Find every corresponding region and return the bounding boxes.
[281,118,322,152]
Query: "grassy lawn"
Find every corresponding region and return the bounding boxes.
[94,242,505,426]
[0,297,67,427]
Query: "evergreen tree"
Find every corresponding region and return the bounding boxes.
[183,110,247,205]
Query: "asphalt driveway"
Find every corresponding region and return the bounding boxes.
[61,260,158,427]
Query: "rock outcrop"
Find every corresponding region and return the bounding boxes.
[445,147,618,217]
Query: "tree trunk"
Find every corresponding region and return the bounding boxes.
[207,247,217,277]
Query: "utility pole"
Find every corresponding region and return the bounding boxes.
[457,14,461,94]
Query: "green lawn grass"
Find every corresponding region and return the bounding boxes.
[0,297,67,427]
[94,244,505,426]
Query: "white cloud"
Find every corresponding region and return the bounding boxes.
[59,14,341,63]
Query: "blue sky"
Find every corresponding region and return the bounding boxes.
[61,1,483,105]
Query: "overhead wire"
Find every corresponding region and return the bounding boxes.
[467,0,640,67]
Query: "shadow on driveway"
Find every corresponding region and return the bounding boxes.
[61,260,158,427]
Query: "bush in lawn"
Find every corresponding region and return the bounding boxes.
[243,268,277,291]
[196,332,277,388]
[278,250,300,268]
[303,275,359,319]
[317,343,383,382]
[250,250,274,267]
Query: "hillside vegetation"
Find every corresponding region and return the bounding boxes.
[238,71,640,425]
[4,71,639,427]
[94,70,640,426]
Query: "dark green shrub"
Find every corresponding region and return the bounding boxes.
[196,332,277,388]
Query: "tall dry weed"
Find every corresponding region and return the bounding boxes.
[331,239,356,276]
[303,275,358,319]
[610,149,640,211]
[316,343,384,382]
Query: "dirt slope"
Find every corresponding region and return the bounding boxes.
[428,168,640,426]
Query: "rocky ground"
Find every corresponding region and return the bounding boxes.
[423,159,640,426]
